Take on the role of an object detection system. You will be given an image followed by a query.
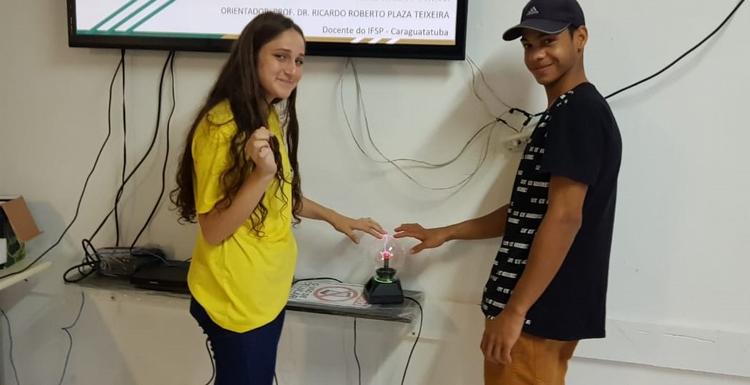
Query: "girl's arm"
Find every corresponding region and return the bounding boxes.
[300,197,385,243]
[198,127,277,245]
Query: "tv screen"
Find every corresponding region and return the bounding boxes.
[67,0,468,60]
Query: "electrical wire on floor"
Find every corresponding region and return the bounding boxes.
[401,296,423,385]
[57,291,86,385]
[349,296,423,385]
[0,305,21,385]
[353,317,362,385]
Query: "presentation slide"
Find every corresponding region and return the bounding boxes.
[75,0,459,46]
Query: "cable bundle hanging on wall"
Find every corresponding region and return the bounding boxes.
[63,50,177,283]
[338,58,534,191]
[338,0,746,190]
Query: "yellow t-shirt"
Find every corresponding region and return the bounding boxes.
[187,100,297,333]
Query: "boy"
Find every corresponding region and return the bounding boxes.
[395,1,622,383]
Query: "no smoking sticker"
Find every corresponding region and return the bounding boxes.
[313,286,358,302]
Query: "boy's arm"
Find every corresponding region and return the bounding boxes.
[482,176,587,365]
[394,204,509,253]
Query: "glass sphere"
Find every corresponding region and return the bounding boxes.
[361,233,405,283]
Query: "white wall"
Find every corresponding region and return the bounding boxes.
[2,0,749,384]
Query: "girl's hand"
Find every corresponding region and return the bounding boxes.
[245,127,277,177]
[332,215,386,243]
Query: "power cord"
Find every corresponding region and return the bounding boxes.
[353,318,362,385]
[62,241,171,283]
[57,291,86,385]
[292,277,343,284]
[0,305,21,385]
[114,48,127,247]
[339,0,746,190]
[129,50,176,248]
[347,295,423,385]
[606,0,745,99]
[62,239,103,283]
[465,55,536,131]
[401,296,423,385]
[338,58,534,191]
[0,54,125,282]
[85,50,174,243]
[65,51,176,282]
[291,279,423,384]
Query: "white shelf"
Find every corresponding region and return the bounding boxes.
[0,261,52,291]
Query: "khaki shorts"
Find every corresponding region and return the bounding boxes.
[484,332,578,385]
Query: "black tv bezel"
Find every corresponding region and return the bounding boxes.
[66,0,468,60]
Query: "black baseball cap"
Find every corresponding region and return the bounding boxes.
[502,0,586,41]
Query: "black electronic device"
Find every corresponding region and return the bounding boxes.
[129,260,190,294]
[363,268,404,305]
[97,246,167,278]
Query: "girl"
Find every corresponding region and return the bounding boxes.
[171,12,384,384]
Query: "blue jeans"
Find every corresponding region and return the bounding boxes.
[190,298,285,385]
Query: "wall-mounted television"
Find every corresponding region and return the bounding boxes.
[67,0,469,60]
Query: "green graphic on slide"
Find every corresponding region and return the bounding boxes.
[126,0,177,32]
[89,0,138,31]
[82,0,195,37]
[77,30,224,39]
[109,0,161,31]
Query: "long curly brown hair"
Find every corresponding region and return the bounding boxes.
[171,12,303,234]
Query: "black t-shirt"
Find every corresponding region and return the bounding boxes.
[481,82,622,341]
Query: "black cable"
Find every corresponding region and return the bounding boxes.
[0,305,21,385]
[292,278,419,385]
[464,0,746,126]
[62,239,101,283]
[58,291,86,385]
[466,56,514,112]
[114,49,127,247]
[401,296,423,385]
[130,51,176,248]
[274,372,279,385]
[0,56,124,282]
[353,318,362,385]
[204,336,215,385]
[63,241,171,283]
[60,51,126,283]
[86,50,174,244]
[606,0,746,99]
[67,50,175,283]
[292,277,343,284]
[465,55,536,129]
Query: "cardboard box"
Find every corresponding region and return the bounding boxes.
[0,196,41,269]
